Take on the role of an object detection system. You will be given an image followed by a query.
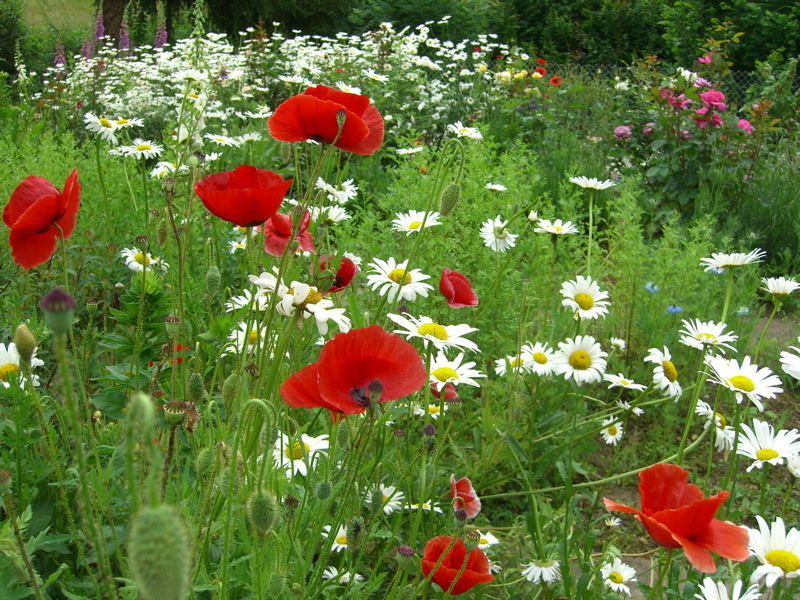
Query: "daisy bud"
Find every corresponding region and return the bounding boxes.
[247,490,281,536]
[12,324,37,366]
[156,217,169,246]
[346,517,365,551]
[128,504,191,600]
[194,448,215,478]
[0,469,12,494]
[315,481,332,500]
[39,287,77,335]
[205,265,221,300]
[187,372,205,403]
[439,181,461,216]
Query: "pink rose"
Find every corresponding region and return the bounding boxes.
[735,119,753,135]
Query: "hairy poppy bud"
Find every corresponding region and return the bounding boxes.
[187,372,205,403]
[222,373,242,406]
[346,517,365,551]
[156,217,169,246]
[195,447,214,477]
[315,481,332,500]
[268,573,287,596]
[205,265,221,299]
[439,182,461,216]
[248,490,281,536]
[12,324,37,366]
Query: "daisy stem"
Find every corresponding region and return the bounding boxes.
[758,463,769,514]
[94,140,109,204]
[722,402,750,519]
[753,299,781,363]
[675,356,709,465]
[586,191,595,277]
[122,161,140,216]
[719,268,735,323]
[140,162,149,228]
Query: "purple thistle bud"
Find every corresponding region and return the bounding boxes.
[95,13,105,42]
[397,545,415,558]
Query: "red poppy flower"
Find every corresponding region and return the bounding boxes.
[262,211,315,257]
[268,85,384,155]
[3,169,80,269]
[603,463,749,573]
[314,254,358,293]
[439,267,479,309]
[550,75,563,86]
[537,57,547,66]
[421,536,493,595]
[194,165,291,227]
[280,325,426,416]
[450,475,481,519]
[430,382,459,402]
[534,66,548,76]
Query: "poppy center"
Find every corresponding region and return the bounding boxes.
[765,549,800,573]
[0,363,20,381]
[135,143,152,151]
[284,441,310,460]
[388,268,412,285]
[607,425,618,436]
[532,352,548,364]
[417,323,448,340]
[574,293,594,310]
[247,329,259,345]
[509,357,525,368]
[608,571,624,584]
[408,221,423,230]
[133,252,151,266]
[335,535,348,546]
[662,360,678,382]
[99,117,113,128]
[432,367,458,382]
[568,350,591,370]
[727,375,755,392]
[756,448,779,461]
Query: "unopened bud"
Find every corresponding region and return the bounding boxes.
[346,517,365,551]
[336,423,350,450]
[439,182,461,216]
[454,508,468,521]
[222,373,242,406]
[12,324,37,365]
[205,266,221,300]
[187,373,205,403]
[195,448,215,477]
[39,287,77,335]
[268,573,287,596]
[157,217,169,246]
[336,110,346,128]
[248,490,281,536]
[0,469,12,494]
[315,481,332,500]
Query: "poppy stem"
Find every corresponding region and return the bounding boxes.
[653,548,673,595]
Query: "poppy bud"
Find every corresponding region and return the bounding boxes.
[39,287,76,335]
[195,448,214,477]
[0,469,12,494]
[205,265,221,299]
[439,267,478,309]
[439,182,461,216]
[336,422,350,450]
[156,217,169,246]
[248,490,281,536]
[290,583,303,595]
[127,392,155,431]
[222,372,242,406]
[128,504,191,600]
[268,573,287,596]
[315,481,332,500]
[279,142,292,164]
[12,324,37,366]
[369,487,384,514]
[187,373,205,403]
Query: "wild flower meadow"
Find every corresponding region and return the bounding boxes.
[1,15,800,600]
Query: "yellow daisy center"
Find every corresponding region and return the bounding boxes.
[568,350,591,370]
[432,367,458,382]
[662,360,678,382]
[188,93,199,99]
[408,220,423,230]
[284,441,310,461]
[116,118,129,125]
[727,375,755,393]
[606,425,618,437]
[698,332,718,343]
[765,549,800,573]
[715,412,727,428]
[335,535,348,546]
[479,537,488,545]
[247,329,259,345]
[133,252,151,266]
[99,117,113,128]
[533,352,548,364]
[574,293,594,310]
[428,405,440,415]
[135,143,152,151]
[756,448,779,461]
[619,379,631,386]
[608,571,624,584]
[509,357,525,368]
[553,225,562,232]
[417,323,449,340]
[388,268,412,285]
[0,363,20,381]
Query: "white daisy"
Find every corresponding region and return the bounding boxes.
[335,82,361,95]
[223,321,269,355]
[113,116,143,129]
[781,345,800,380]
[643,346,682,399]
[366,257,433,303]
[520,342,556,376]
[560,275,610,320]
[534,218,578,235]
[494,354,531,376]
[343,252,363,268]
[736,418,800,472]
[695,401,736,452]
[475,531,500,549]
[694,578,761,600]
[616,400,644,417]
[605,517,622,527]
[447,121,483,140]
[700,249,766,271]
[748,515,800,587]
[229,239,247,253]
[679,319,738,353]
[204,133,241,147]
[112,139,164,160]
[552,335,608,385]
[407,500,443,513]
[273,432,329,477]
[322,566,364,583]
[609,337,626,351]
[225,288,272,312]
[0,343,44,389]
[366,484,405,515]
[788,455,800,478]
[396,146,424,155]
[311,205,351,225]
[413,403,449,419]
[391,210,442,235]
[120,247,168,273]
[762,277,800,298]
[604,373,646,392]
[237,131,262,144]
[569,176,616,190]
[428,351,486,391]
[521,558,561,584]
[479,216,518,253]
[485,183,507,191]
[601,558,637,596]
[84,112,118,144]
[321,525,349,552]
[705,354,783,411]
[600,418,624,445]
[387,313,479,353]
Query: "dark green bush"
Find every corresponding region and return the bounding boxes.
[0,0,23,76]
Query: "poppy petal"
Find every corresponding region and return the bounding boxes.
[268,95,370,147]
[9,227,58,269]
[280,362,342,414]
[421,537,493,595]
[603,498,640,514]
[649,492,728,540]
[4,176,59,227]
[669,531,717,573]
[639,463,704,513]
[693,518,750,562]
[304,85,371,114]
[55,169,81,239]
[338,104,384,155]
[638,512,682,548]
[11,194,61,233]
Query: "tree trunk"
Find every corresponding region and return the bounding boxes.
[102,0,127,42]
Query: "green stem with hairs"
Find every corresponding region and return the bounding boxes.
[753,299,781,362]
[676,354,710,465]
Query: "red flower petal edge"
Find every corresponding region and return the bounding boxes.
[439,267,479,308]
[421,536,493,595]
[450,475,482,519]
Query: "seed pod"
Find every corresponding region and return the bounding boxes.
[268,573,287,596]
[128,504,191,600]
[439,181,461,216]
[248,490,281,536]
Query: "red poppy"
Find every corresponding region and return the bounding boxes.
[439,267,479,308]
[537,57,547,66]
[262,211,315,257]
[603,463,749,573]
[268,85,384,155]
[430,382,459,402]
[194,165,291,227]
[450,475,481,519]
[550,75,563,86]
[315,254,358,293]
[3,169,80,269]
[534,66,548,76]
[280,325,426,416]
[421,536,493,595]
